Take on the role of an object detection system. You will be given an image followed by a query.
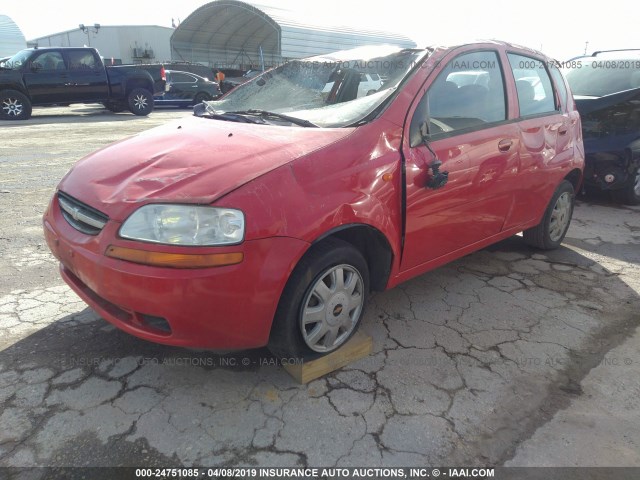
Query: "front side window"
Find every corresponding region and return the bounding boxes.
[410,50,506,144]
[32,52,65,71]
[507,53,557,116]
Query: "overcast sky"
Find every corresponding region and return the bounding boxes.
[4,0,636,60]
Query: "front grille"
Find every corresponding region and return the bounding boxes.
[58,191,109,235]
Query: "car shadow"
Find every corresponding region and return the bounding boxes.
[0,105,171,127]
[562,199,640,265]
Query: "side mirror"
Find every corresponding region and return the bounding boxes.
[420,121,449,190]
[426,160,449,189]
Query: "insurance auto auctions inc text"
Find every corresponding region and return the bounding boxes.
[250,468,495,478]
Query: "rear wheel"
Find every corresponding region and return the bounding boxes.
[611,166,640,205]
[269,238,369,360]
[193,92,212,105]
[127,88,153,116]
[0,89,32,120]
[523,180,575,250]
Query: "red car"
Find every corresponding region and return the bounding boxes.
[43,42,584,359]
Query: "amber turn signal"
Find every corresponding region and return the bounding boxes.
[105,245,243,268]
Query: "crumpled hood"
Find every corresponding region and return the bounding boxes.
[58,115,353,221]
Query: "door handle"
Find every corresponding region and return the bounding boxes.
[558,127,568,136]
[498,139,513,152]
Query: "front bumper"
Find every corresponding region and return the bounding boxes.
[43,196,309,349]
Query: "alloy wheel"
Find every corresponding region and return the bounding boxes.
[2,97,23,117]
[132,94,148,110]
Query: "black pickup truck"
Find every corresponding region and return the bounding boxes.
[0,47,166,120]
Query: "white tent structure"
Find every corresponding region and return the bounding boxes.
[0,15,26,58]
[170,0,416,68]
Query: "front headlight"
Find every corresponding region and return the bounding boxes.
[120,204,244,246]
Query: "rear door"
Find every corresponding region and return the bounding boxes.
[63,49,109,103]
[401,49,520,271]
[502,53,573,228]
[165,72,198,102]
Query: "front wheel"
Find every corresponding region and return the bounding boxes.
[127,88,153,116]
[103,101,126,113]
[611,166,640,205]
[0,89,32,120]
[269,238,369,360]
[523,180,575,250]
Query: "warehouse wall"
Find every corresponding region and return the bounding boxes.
[29,26,173,64]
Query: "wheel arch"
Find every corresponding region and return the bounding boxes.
[123,78,153,96]
[311,224,393,292]
[0,83,30,99]
[564,168,583,193]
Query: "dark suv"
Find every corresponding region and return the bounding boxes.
[565,50,640,204]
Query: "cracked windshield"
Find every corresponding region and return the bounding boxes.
[200,45,427,127]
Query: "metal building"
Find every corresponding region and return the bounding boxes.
[170,0,416,68]
[28,25,174,64]
[0,15,27,58]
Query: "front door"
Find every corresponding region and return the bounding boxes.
[401,49,519,271]
[22,51,73,104]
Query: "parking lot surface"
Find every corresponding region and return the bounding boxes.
[1,105,639,468]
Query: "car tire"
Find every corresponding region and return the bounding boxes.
[103,101,126,113]
[193,93,212,105]
[127,88,154,116]
[268,238,369,360]
[523,180,575,250]
[611,166,640,205]
[0,89,32,120]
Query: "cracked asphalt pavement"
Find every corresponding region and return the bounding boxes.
[1,105,639,469]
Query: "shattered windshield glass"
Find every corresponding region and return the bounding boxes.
[200,45,427,128]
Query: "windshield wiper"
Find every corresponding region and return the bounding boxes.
[227,109,318,128]
[194,103,264,123]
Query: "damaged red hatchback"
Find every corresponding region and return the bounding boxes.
[43,42,584,359]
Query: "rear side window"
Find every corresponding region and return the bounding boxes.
[549,65,568,110]
[507,53,557,116]
[67,51,98,70]
[171,72,196,83]
[410,50,506,144]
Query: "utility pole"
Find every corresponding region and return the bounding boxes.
[79,24,100,46]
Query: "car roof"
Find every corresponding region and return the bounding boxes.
[306,40,553,65]
[570,49,640,61]
[592,49,640,58]
[27,47,98,51]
